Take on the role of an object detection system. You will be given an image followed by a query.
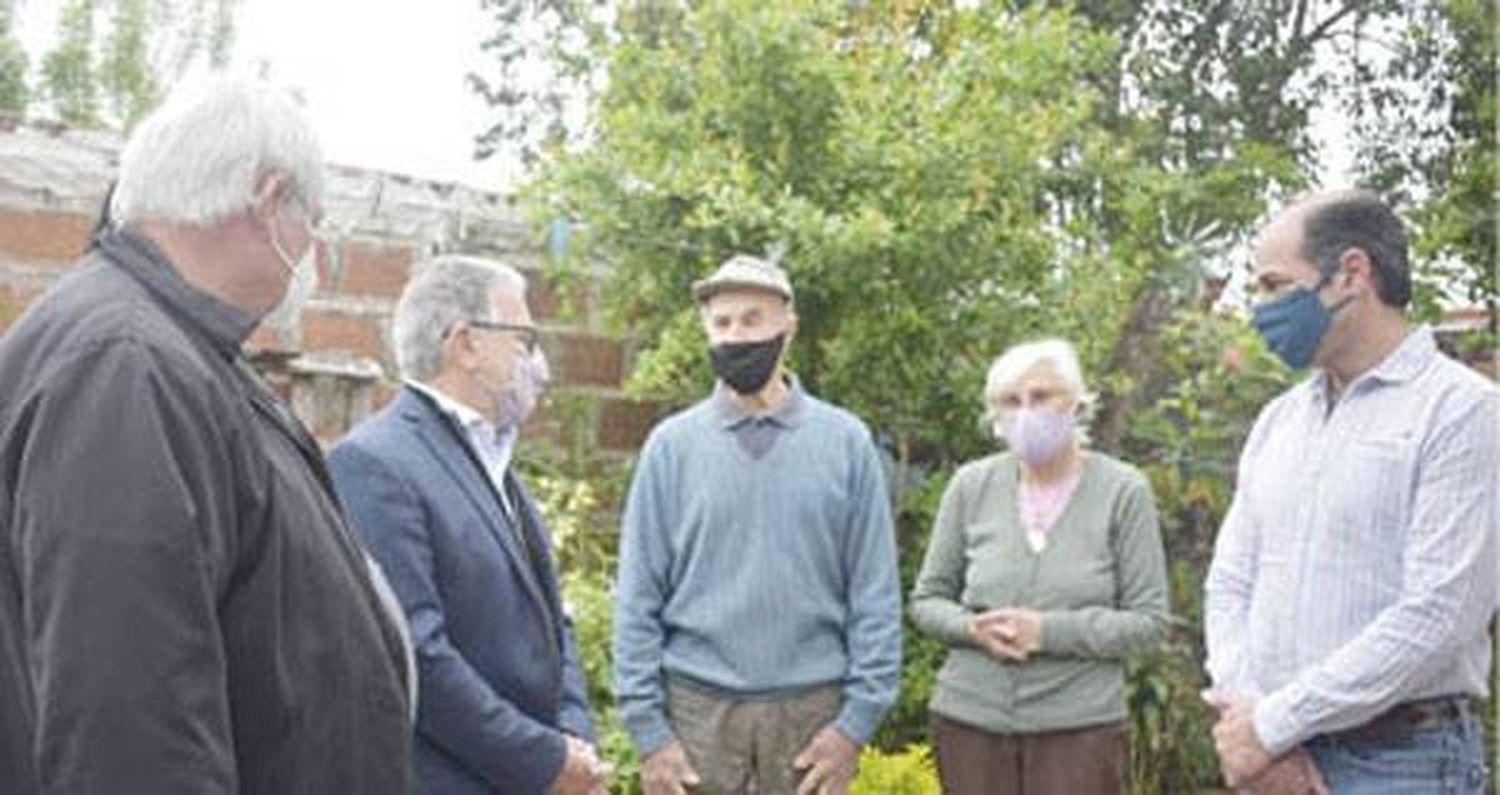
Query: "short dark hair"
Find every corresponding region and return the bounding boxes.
[1300,191,1411,308]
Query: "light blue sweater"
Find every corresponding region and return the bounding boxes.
[612,382,902,755]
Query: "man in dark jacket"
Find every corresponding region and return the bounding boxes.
[0,74,413,794]
[329,255,607,794]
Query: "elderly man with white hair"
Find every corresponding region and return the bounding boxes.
[613,254,902,795]
[0,75,413,793]
[910,338,1169,794]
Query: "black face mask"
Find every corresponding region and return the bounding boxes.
[709,333,785,395]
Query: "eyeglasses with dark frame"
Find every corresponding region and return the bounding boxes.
[463,320,541,354]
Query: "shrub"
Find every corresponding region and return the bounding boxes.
[849,744,941,795]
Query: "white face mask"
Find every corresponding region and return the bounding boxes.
[261,216,319,329]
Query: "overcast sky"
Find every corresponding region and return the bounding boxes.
[14,1,1356,194]
[18,0,512,189]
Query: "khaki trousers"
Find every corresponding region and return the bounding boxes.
[931,714,1128,794]
[665,679,842,795]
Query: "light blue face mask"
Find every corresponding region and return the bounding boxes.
[1250,275,1351,370]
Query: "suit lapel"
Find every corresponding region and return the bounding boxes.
[505,472,565,662]
[397,389,553,617]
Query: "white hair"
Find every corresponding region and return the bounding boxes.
[983,338,1095,436]
[393,255,528,381]
[111,72,325,226]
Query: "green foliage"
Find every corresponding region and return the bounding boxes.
[41,0,101,126]
[874,471,947,751]
[531,1,1286,472]
[1126,647,1216,793]
[1412,0,1497,354]
[505,2,1494,790]
[559,570,642,795]
[518,441,632,576]
[1121,309,1292,791]
[158,0,239,75]
[848,743,940,795]
[1120,1,1385,170]
[0,4,27,115]
[530,454,640,794]
[100,0,157,128]
[470,0,618,166]
[23,0,239,128]
[523,2,1300,790]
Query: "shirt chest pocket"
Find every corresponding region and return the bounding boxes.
[1325,437,1415,544]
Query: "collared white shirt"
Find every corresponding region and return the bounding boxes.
[1205,326,1499,754]
[405,380,519,518]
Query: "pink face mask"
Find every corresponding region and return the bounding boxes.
[994,408,1076,465]
[492,350,551,430]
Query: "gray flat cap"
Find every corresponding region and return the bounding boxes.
[691,254,794,303]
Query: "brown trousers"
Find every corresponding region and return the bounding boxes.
[666,679,842,795]
[931,715,1129,795]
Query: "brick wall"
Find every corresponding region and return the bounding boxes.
[0,120,666,453]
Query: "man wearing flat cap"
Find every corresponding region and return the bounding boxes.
[612,254,902,795]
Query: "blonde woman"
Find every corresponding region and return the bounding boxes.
[911,339,1169,793]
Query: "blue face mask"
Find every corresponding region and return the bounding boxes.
[1250,277,1349,370]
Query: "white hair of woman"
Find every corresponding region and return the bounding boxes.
[983,338,1095,443]
[393,255,528,382]
[111,73,325,226]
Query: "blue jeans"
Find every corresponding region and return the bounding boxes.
[1306,711,1488,794]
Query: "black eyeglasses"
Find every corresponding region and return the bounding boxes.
[464,320,541,354]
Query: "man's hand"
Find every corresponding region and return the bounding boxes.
[1242,749,1329,795]
[551,735,610,795]
[1205,692,1276,788]
[793,725,860,795]
[641,740,701,795]
[969,608,1042,662]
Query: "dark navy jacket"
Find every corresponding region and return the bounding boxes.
[329,387,595,795]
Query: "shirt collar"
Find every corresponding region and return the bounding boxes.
[712,375,806,431]
[1362,325,1437,384]
[406,379,487,429]
[405,380,521,469]
[1310,324,1437,403]
[97,226,258,359]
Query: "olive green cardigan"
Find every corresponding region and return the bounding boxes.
[910,451,1170,734]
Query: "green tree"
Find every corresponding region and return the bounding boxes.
[1409,0,1495,350]
[469,0,618,167]
[0,1,28,115]
[32,0,239,129]
[527,3,1293,788]
[1049,1,1432,448]
[100,0,155,127]
[533,0,1288,477]
[147,0,238,79]
[509,1,1492,790]
[40,0,101,126]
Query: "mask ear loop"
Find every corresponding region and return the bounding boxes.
[1315,264,1359,316]
[269,225,298,275]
